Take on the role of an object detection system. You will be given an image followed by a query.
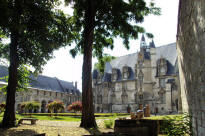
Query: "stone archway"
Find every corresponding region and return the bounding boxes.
[41,100,47,113]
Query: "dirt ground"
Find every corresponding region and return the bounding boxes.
[0,119,114,136]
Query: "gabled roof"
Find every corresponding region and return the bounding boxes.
[0,65,80,94]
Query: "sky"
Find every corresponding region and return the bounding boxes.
[42,0,179,92]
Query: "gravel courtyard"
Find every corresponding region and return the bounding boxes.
[0,119,114,136]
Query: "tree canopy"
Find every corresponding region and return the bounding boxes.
[0,0,73,127]
[65,0,160,128]
[94,54,116,74]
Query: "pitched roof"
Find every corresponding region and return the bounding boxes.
[100,42,178,82]
[0,65,80,95]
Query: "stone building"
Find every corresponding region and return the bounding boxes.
[92,35,181,114]
[0,65,81,112]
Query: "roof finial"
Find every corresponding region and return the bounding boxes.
[140,34,146,47]
[141,34,145,42]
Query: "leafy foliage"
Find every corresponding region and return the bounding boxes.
[160,113,193,136]
[67,101,82,113]
[0,65,32,93]
[104,119,114,129]
[20,101,40,113]
[65,0,160,128]
[46,101,65,114]
[0,0,74,73]
[94,54,115,74]
[0,0,74,127]
[66,0,160,58]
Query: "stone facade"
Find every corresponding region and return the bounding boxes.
[177,0,205,135]
[93,35,181,114]
[0,66,81,112]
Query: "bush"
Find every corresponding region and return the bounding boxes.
[67,101,82,113]
[20,101,40,113]
[104,119,114,128]
[161,113,193,136]
[46,101,65,115]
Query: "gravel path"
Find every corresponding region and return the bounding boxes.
[0,119,114,136]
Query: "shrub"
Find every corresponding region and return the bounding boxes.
[67,101,82,113]
[104,119,114,128]
[46,101,65,115]
[20,101,40,113]
[161,113,193,136]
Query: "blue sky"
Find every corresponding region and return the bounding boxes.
[42,0,179,91]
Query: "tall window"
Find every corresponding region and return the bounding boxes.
[123,66,129,79]
[159,78,166,88]
[112,69,118,81]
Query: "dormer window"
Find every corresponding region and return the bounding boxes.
[112,69,118,81]
[123,66,129,79]
[157,58,167,76]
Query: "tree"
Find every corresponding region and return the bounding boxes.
[0,0,73,127]
[68,101,82,113]
[177,0,205,135]
[65,0,160,128]
[46,101,65,116]
[94,54,115,74]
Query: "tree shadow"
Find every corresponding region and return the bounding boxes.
[0,128,42,136]
[84,128,115,136]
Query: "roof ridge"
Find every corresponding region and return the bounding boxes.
[156,42,176,48]
[112,52,138,60]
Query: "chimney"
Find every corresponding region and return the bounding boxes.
[75,81,77,89]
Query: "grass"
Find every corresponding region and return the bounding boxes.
[0,112,182,123]
[143,114,183,121]
[0,112,129,122]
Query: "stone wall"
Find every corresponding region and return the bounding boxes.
[0,84,81,112]
[177,0,205,135]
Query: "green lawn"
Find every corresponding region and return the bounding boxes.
[0,112,129,122]
[144,114,183,121]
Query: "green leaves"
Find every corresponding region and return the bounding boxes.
[67,0,160,58]
[94,54,116,74]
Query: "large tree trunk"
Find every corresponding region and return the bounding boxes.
[177,0,205,135]
[2,0,20,128]
[80,0,97,128]
[2,30,19,128]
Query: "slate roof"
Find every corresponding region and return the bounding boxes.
[94,43,178,82]
[0,65,80,95]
